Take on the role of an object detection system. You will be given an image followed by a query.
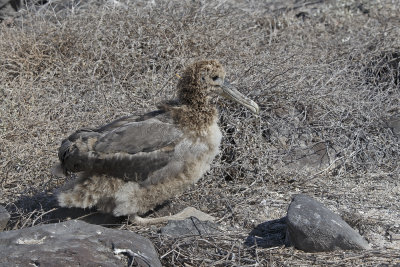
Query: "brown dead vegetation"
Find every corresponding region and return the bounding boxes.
[0,0,399,266]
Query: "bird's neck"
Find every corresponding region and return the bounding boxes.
[173,80,218,131]
[169,103,218,133]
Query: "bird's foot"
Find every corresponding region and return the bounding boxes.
[130,207,215,226]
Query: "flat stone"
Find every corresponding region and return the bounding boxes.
[0,220,161,267]
[161,217,221,237]
[287,141,330,169]
[286,194,371,252]
[0,205,10,231]
[386,114,400,136]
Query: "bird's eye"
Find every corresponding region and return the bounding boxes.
[212,76,219,81]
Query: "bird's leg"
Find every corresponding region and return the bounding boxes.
[130,207,215,226]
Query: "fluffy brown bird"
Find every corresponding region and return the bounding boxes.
[55,60,259,225]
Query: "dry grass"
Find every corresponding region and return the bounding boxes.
[1,0,399,266]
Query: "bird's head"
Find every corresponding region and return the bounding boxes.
[178,60,259,114]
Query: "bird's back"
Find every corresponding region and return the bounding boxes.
[57,108,184,182]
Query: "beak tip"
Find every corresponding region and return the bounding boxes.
[250,101,260,115]
[220,82,260,115]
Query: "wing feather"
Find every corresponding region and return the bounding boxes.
[59,110,184,182]
[95,118,182,154]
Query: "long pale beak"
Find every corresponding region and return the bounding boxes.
[218,80,260,114]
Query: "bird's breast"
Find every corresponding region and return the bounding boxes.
[142,120,222,186]
[176,119,222,161]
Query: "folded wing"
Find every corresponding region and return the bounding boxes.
[58,110,184,182]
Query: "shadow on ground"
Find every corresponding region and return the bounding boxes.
[245,217,288,248]
[6,190,184,230]
[6,191,125,229]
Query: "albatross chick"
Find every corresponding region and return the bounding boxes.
[55,60,259,225]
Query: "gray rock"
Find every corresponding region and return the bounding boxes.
[286,194,370,252]
[0,205,10,231]
[0,220,161,267]
[161,217,221,237]
[0,0,21,21]
[386,114,400,136]
[285,141,331,170]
